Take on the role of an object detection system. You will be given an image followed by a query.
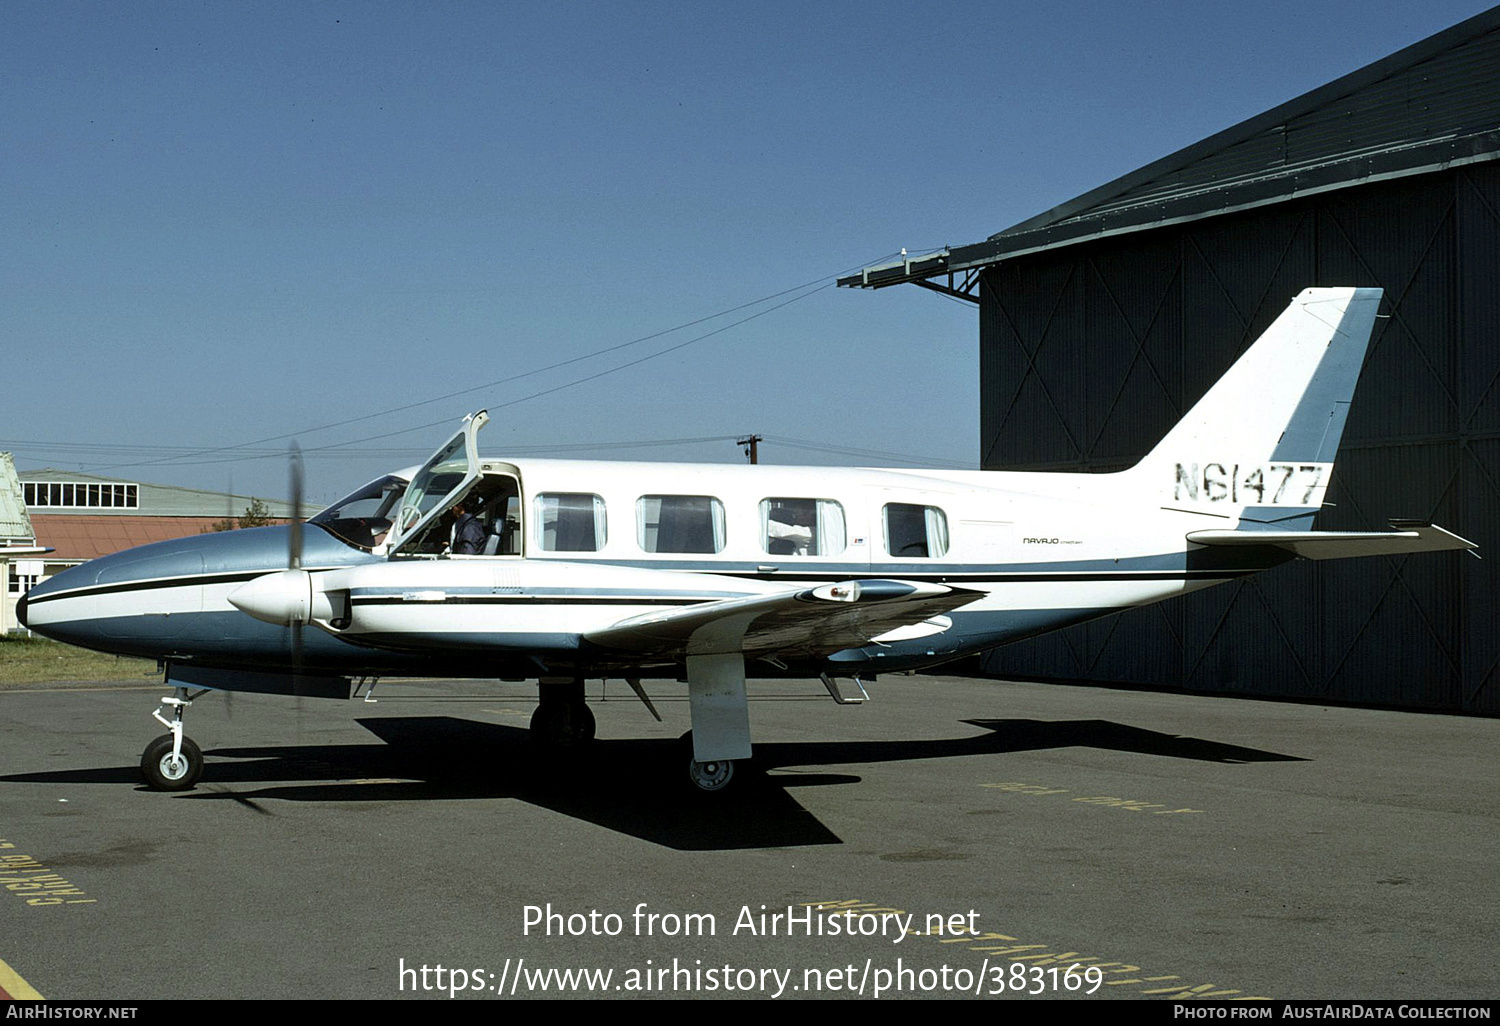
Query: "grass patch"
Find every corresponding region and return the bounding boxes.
[0,635,156,686]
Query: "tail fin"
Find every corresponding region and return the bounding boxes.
[1131,287,1382,530]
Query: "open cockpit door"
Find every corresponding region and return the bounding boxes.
[385,410,489,557]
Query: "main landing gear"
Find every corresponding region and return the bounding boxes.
[526,678,742,793]
[140,688,207,791]
[529,679,596,746]
[686,755,734,792]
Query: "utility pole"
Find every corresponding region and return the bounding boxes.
[737,435,762,464]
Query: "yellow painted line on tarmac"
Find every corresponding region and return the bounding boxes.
[801,899,1266,999]
[1,839,96,907]
[980,781,1204,815]
[0,955,44,999]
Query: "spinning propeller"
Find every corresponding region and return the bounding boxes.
[288,441,305,683]
[225,441,333,691]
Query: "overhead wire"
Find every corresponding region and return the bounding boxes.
[8,432,974,473]
[309,281,838,454]
[760,435,975,469]
[18,249,981,475]
[81,253,900,473]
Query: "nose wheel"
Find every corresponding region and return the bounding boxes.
[141,734,203,791]
[141,687,207,791]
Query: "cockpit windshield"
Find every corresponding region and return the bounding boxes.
[310,474,410,551]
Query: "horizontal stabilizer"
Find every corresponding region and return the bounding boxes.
[1187,523,1476,560]
[586,579,984,659]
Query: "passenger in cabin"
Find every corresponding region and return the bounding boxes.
[766,505,814,556]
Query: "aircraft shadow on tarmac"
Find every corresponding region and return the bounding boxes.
[0,716,1303,852]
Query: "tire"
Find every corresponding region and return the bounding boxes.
[140,734,203,791]
[529,701,596,745]
[572,702,596,743]
[687,757,735,793]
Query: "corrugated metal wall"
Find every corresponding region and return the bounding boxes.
[977,164,1500,713]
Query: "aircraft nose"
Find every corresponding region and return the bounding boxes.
[19,535,208,649]
[17,558,86,607]
[14,561,96,646]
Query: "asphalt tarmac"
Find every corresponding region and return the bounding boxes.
[0,673,1493,1001]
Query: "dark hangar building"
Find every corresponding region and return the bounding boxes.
[841,9,1500,713]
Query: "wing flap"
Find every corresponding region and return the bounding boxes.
[1187,523,1476,560]
[585,578,983,659]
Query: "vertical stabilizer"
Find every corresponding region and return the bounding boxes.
[1131,287,1382,529]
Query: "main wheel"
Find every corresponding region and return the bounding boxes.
[529,701,596,745]
[687,757,734,792]
[141,734,203,791]
[570,702,596,743]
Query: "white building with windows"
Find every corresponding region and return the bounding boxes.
[1,454,48,633]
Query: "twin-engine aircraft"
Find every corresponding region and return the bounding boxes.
[18,288,1473,792]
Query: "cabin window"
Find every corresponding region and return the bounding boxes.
[883,503,949,558]
[759,498,846,556]
[637,495,725,554]
[536,493,606,552]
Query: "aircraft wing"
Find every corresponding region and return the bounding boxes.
[584,579,984,660]
[1187,522,1476,560]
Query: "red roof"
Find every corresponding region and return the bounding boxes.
[30,515,286,562]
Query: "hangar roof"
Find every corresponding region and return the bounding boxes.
[27,515,260,562]
[841,6,1500,293]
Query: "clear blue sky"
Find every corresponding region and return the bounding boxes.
[4,1,1493,504]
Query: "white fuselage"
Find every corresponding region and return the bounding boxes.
[310,456,1258,671]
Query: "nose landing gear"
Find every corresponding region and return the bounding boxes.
[140,688,207,791]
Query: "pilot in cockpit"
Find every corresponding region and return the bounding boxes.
[449,498,486,555]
